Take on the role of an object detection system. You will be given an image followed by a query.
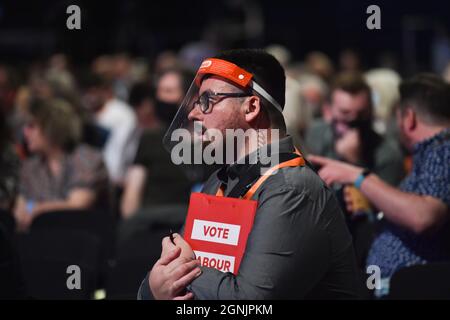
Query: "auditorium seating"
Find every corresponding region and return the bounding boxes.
[0,209,15,238]
[16,229,101,299]
[106,222,183,299]
[15,209,116,299]
[0,220,26,299]
[30,209,117,274]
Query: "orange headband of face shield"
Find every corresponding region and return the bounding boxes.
[194,58,283,113]
[195,58,253,88]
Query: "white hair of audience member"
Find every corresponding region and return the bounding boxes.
[265,44,292,68]
[265,44,310,148]
[282,77,309,148]
[46,54,76,95]
[129,58,149,84]
[305,51,335,81]
[296,73,328,107]
[365,68,401,134]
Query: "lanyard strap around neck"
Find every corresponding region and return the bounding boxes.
[216,149,305,200]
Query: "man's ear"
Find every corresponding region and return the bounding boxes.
[244,96,262,123]
[404,107,417,132]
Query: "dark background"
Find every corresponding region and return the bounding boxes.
[0,0,449,74]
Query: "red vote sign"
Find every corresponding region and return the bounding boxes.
[184,192,258,275]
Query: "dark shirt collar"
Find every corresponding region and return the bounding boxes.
[217,135,296,183]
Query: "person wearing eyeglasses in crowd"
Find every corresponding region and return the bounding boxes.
[137,49,359,300]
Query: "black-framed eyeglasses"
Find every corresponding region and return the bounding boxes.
[193,91,251,114]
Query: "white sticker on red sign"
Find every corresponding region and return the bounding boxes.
[194,250,235,273]
[191,219,240,246]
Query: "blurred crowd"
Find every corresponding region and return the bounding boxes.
[1,51,203,226]
[0,44,449,299]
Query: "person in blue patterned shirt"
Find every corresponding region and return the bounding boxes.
[309,73,450,297]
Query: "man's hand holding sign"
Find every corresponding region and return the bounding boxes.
[150,189,258,300]
[149,234,199,300]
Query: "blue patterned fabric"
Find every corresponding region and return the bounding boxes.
[367,128,450,278]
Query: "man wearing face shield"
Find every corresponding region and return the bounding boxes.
[138,49,359,300]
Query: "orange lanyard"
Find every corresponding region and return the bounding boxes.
[216,149,305,200]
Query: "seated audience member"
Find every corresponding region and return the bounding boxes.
[305,72,405,188]
[305,73,406,268]
[121,82,161,172]
[309,74,450,297]
[119,70,195,242]
[14,98,108,232]
[364,68,401,135]
[155,68,193,107]
[82,74,137,185]
[120,91,192,219]
[305,51,335,83]
[0,107,19,213]
[153,68,218,184]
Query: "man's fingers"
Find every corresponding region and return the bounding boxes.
[318,168,333,186]
[346,203,354,213]
[172,234,196,259]
[344,198,354,213]
[172,233,184,245]
[173,291,194,300]
[162,236,176,249]
[156,247,181,266]
[171,267,202,294]
[344,193,353,203]
[344,188,353,202]
[325,175,336,186]
[161,236,178,258]
[168,257,200,275]
[344,186,351,195]
[343,187,354,213]
[308,155,331,167]
[172,233,189,249]
[317,168,327,180]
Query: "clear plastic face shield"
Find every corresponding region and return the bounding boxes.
[162,58,284,167]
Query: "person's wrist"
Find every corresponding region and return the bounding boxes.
[353,168,371,189]
[31,202,41,216]
[26,200,35,215]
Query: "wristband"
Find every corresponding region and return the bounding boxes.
[354,169,371,189]
[26,200,35,215]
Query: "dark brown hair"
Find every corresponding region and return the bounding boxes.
[28,98,81,152]
[331,72,372,107]
[399,73,450,125]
